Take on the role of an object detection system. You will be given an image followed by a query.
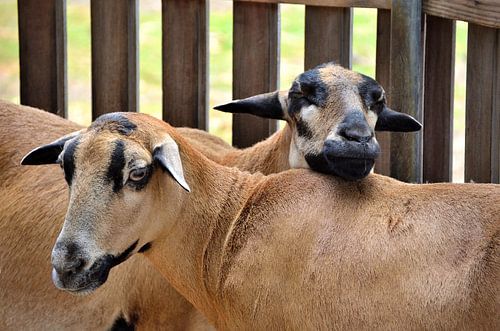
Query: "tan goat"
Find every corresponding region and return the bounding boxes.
[0,102,210,330]
[3,63,420,329]
[24,112,499,330]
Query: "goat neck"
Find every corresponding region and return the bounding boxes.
[221,124,292,175]
[144,134,264,327]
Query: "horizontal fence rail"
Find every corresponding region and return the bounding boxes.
[236,0,500,28]
[15,0,500,183]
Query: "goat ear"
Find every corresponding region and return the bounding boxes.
[213,91,287,120]
[21,131,82,165]
[153,135,191,192]
[375,107,422,132]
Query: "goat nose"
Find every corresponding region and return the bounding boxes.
[339,127,374,143]
[338,111,374,143]
[53,257,85,275]
[52,242,86,275]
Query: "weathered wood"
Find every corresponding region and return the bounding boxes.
[234,0,391,9]
[424,0,500,29]
[423,15,455,183]
[90,0,138,119]
[162,0,208,129]
[18,0,67,117]
[232,1,279,148]
[235,0,500,28]
[465,24,499,183]
[304,6,352,70]
[389,0,423,183]
[494,55,500,183]
[374,9,391,176]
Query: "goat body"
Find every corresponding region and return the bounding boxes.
[148,123,500,330]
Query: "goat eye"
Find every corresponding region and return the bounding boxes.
[129,168,147,182]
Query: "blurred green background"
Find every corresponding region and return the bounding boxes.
[0,0,468,181]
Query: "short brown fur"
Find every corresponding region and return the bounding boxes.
[56,112,500,330]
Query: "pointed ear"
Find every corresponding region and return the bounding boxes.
[213,91,287,120]
[21,130,82,165]
[375,107,422,132]
[153,135,191,192]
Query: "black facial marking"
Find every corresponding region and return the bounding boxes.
[109,314,136,331]
[54,240,139,294]
[90,113,137,136]
[288,65,328,116]
[106,140,126,193]
[357,74,385,113]
[295,118,314,140]
[63,139,79,186]
[138,242,152,253]
[304,153,331,173]
[95,240,139,284]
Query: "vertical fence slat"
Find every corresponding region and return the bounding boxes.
[304,6,352,70]
[465,24,499,183]
[18,0,67,117]
[374,9,391,176]
[389,0,423,183]
[423,15,455,182]
[91,0,138,119]
[494,54,500,183]
[232,1,279,148]
[162,0,208,129]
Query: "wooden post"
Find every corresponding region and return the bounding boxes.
[465,24,499,183]
[90,0,138,119]
[162,0,208,129]
[304,6,352,70]
[389,0,423,183]
[374,9,391,176]
[232,1,279,148]
[423,15,455,182]
[18,0,67,117]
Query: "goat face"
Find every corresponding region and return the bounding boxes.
[21,113,190,294]
[215,62,421,180]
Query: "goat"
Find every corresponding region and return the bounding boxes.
[213,62,421,178]
[1,63,419,329]
[173,63,421,178]
[0,101,211,330]
[23,111,499,330]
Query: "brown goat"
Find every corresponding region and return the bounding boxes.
[0,101,211,330]
[0,63,422,330]
[24,112,499,330]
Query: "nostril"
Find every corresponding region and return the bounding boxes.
[70,258,85,272]
[54,258,86,275]
[340,128,373,143]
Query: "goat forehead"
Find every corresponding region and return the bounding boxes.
[70,135,125,185]
[317,64,364,86]
[89,112,137,136]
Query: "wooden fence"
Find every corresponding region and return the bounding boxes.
[16,0,499,183]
